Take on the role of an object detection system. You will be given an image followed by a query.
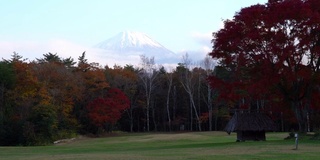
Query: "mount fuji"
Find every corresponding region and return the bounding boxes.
[94,31,179,66]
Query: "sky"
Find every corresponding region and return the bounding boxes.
[0,0,268,67]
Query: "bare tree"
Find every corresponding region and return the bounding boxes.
[179,53,201,131]
[165,68,174,131]
[201,55,216,131]
[138,55,159,132]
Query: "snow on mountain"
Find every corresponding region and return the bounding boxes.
[94,31,179,66]
[96,31,159,49]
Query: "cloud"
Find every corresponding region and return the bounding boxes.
[92,49,184,69]
[0,39,182,68]
[176,47,211,64]
[191,31,212,46]
[0,40,46,60]
[0,40,121,66]
[172,31,213,65]
[91,49,142,67]
[0,40,86,61]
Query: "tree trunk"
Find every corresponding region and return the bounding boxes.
[146,103,150,132]
[292,101,308,133]
[0,83,4,114]
[189,94,202,131]
[208,85,213,131]
[190,98,193,131]
[146,84,152,132]
[166,73,172,131]
[166,101,171,132]
[197,75,201,130]
[215,114,218,131]
[152,102,157,131]
[129,105,133,132]
[173,86,176,127]
[0,84,4,126]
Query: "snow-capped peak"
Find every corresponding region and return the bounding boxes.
[119,31,162,48]
[95,31,174,54]
[94,31,178,66]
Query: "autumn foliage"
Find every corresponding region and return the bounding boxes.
[3,0,320,146]
[86,88,130,127]
[209,0,320,132]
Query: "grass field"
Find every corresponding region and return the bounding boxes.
[0,132,319,160]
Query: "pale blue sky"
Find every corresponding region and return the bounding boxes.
[0,0,267,65]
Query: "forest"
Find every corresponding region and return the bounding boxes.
[0,51,317,146]
[0,52,224,145]
[1,0,320,146]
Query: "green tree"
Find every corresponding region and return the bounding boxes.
[37,52,62,63]
[0,61,16,145]
[0,61,15,113]
[62,57,76,69]
[26,104,57,145]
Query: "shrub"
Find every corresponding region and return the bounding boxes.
[26,104,58,145]
[311,130,320,140]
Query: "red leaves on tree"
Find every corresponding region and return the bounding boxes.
[86,88,130,127]
[209,0,320,131]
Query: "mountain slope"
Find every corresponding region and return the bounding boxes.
[94,31,178,64]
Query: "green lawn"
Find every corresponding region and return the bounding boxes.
[0,132,319,160]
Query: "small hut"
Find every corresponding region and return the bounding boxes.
[224,111,275,141]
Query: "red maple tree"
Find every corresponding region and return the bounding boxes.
[209,0,320,132]
[86,88,130,127]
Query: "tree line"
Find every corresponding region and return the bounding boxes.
[1,0,320,146]
[0,52,222,145]
[1,50,316,146]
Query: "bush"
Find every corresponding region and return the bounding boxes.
[53,130,77,140]
[285,132,308,140]
[311,130,320,140]
[26,104,58,145]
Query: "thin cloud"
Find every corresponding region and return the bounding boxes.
[174,31,213,64]
[0,40,48,60]
[191,31,212,46]
[176,48,210,64]
[0,39,181,68]
[1,40,102,65]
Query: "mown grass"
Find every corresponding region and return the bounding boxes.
[0,132,319,160]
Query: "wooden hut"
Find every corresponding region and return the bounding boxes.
[224,112,275,141]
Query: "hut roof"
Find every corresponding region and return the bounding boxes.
[224,112,276,134]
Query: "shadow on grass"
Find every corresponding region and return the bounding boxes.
[142,138,299,151]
